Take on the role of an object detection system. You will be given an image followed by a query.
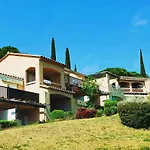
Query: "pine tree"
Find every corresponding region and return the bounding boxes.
[65,48,71,69]
[51,38,56,60]
[140,49,147,77]
[74,64,77,72]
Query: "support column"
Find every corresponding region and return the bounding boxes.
[15,104,19,120]
[129,83,132,92]
[60,73,65,89]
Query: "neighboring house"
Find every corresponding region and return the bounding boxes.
[90,71,150,106]
[0,52,85,124]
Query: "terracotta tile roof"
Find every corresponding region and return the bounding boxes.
[40,84,75,94]
[0,52,65,68]
[64,68,85,78]
[120,76,148,81]
[0,72,24,81]
[49,86,75,94]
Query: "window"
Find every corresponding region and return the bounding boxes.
[26,67,35,83]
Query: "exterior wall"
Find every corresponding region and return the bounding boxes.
[99,95,109,106]
[0,108,16,120]
[0,55,40,93]
[144,79,150,93]
[96,77,109,92]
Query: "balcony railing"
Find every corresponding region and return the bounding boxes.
[0,86,39,103]
[121,88,131,92]
[121,88,143,93]
[65,76,83,87]
[132,88,143,92]
[43,79,61,88]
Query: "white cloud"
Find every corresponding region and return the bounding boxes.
[132,9,149,27]
[133,19,149,26]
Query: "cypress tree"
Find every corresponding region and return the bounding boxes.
[65,48,71,69]
[140,49,147,77]
[74,64,77,72]
[51,38,56,60]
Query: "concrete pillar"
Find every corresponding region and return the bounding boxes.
[129,82,132,92]
[106,74,110,92]
[71,97,76,113]
[60,73,65,89]
[39,63,43,84]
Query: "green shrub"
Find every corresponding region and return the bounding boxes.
[0,120,18,128]
[104,100,117,116]
[64,111,75,120]
[96,109,103,117]
[104,100,117,108]
[109,106,117,115]
[117,99,150,129]
[50,110,65,119]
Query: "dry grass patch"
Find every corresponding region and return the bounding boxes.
[0,115,150,150]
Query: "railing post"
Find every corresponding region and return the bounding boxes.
[7,86,9,99]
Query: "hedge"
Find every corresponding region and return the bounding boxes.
[0,120,18,129]
[117,99,150,129]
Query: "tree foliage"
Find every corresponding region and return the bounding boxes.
[81,77,99,107]
[74,64,77,72]
[91,67,143,78]
[51,37,56,60]
[0,46,20,59]
[140,49,147,77]
[65,48,71,69]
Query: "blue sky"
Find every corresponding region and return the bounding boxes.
[0,0,150,75]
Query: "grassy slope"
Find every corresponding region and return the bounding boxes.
[0,115,150,150]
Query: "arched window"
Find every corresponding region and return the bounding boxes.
[26,67,35,83]
[111,83,116,87]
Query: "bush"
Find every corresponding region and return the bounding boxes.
[96,109,103,117]
[50,110,65,119]
[76,108,97,119]
[104,100,117,116]
[104,100,117,108]
[0,120,18,129]
[117,99,150,129]
[64,111,75,120]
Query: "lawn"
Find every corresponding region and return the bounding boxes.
[0,115,150,150]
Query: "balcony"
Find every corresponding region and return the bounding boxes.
[43,68,61,88]
[121,88,143,93]
[65,76,85,96]
[0,86,39,103]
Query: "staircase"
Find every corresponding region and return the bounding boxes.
[109,86,124,100]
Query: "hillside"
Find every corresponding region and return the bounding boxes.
[91,68,143,78]
[0,115,150,150]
